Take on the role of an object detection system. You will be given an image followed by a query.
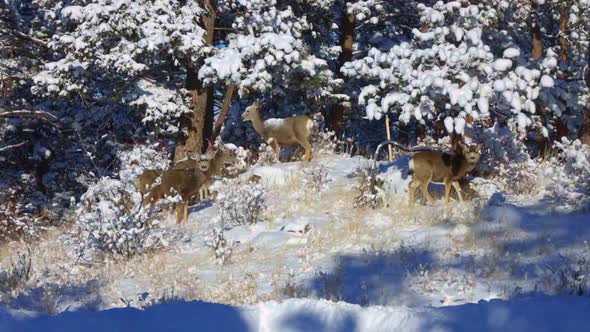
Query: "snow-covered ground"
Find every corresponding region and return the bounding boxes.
[2,296,590,332]
[1,153,589,330]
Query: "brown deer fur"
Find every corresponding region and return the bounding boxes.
[140,143,234,224]
[408,143,481,207]
[241,101,314,161]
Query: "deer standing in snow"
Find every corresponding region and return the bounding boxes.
[373,140,481,207]
[241,100,314,162]
[139,142,234,224]
[407,142,481,207]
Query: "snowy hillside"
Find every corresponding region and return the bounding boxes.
[2,152,590,330]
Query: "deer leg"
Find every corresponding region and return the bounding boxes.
[270,139,281,161]
[184,202,189,224]
[302,139,312,161]
[175,204,183,225]
[409,179,421,208]
[451,181,464,202]
[199,186,208,201]
[295,134,312,162]
[444,179,453,205]
[419,180,436,205]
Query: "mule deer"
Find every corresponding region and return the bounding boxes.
[141,143,234,224]
[241,100,314,161]
[134,157,208,199]
[408,143,481,207]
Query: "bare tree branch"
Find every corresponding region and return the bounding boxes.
[0,110,58,122]
[0,141,28,152]
[0,28,49,48]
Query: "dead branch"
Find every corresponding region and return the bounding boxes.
[0,141,27,152]
[0,110,58,122]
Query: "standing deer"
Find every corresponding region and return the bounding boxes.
[407,143,481,207]
[372,140,481,207]
[134,157,208,199]
[140,143,234,224]
[241,100,314,161]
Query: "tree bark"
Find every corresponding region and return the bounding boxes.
[211,83,237,143]
[559,6,570,63]
[579,13,590,145]
[531,1,543,60]
[580,108,590,145]
[329,10,355,136]
[555,5,570,139]
[530,1,549,152]
[174,0,217,161]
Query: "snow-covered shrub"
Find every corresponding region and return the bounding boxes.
[311,129,339,156]
[471,124,530,175]
[494,161,541,196]
[0,188,38,243]
[552,138,590,195]
[117,143,170,182]
[353,166,386,209]
[470,124,541,195]
[205,227,234,266]
[0,249,32,297]
[218,182,267,227]
[224,144,252,178]
[543,248,590,296]
[73,177,165,260]
[255,143,279,166]
[303,163,331,193]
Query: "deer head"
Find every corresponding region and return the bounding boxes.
[241,100,263,122]
[457,142,481,165]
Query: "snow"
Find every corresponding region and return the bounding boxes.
[2,296,590,331]
[503,48,521,58]
[454,117,466,134]
[444,116,454,133]
[2,150,590,331]
[540,75,555,88]
[493,59,513,71]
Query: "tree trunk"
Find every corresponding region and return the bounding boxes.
[211,83,237,143]
[579,15,590,145]
[531,1,543,60]
[580,108,590,145]
[530,1,549,152]
[555,5,570,139]
[329,10,355,136]
[174,0,217,161]
[559,6,570,63]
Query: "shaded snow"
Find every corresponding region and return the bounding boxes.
[2,296,590,332]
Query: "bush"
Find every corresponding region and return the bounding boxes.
[205,227,235,266]
[544,251,590,296]
[0,248,32,296]
[255,143,279,166]
[0,188,37,243]
[552,138,590,195]
[353,166,386,209]
[471,124,530,176]
[303,163,331,193]
[311,129,338,156]
[68,144,173,261]
[72,177,166,260]
[219,182,267,227]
